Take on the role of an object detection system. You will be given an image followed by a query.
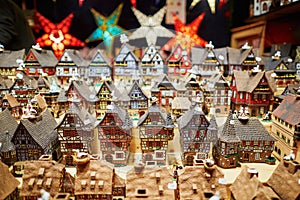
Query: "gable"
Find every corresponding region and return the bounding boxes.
[12,123,40,148]
[92,52,107,64]
[242,51,257,65]
[99,112,123,127]
[275,62,288,70]
[129,83,147,100]
[60,52,72,62]
[124,52,137,62]
[25,51,38,62]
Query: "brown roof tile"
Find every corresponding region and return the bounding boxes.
[0,161,19,199]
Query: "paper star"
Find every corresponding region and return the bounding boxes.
[129,6,174,46]
[36,12,84,59]
[162,13,207,54]
[86,4,124,54]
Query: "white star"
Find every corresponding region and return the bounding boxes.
[129,6,174,46]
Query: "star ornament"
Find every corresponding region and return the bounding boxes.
[86,4,124,54]
[162,13,207,54]
[36,12,84,59]
[129,6,174,46]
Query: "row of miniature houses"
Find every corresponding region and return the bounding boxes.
[0,41,298,88]
[1,156,299,200]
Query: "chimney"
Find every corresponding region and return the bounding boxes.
[247,168,258,178]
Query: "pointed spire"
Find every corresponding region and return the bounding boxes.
[208,115,218,131]
[166,112,174,127]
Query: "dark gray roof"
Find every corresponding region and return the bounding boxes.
[57,88,68,102]
[20,109,58,149]
[13,71,38,90]
[219,112,241,143]
[60,49,85,66]
[0,76,13,90]
[0,49,25,68]
[28,49,58,67]
[0,109,18,152]
[177,104,206,129]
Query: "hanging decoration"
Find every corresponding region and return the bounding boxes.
[130,0,136,8]
[162,13,207,54]
[85,4,124,54]
[35,12,84,59]
[129,6,174,46]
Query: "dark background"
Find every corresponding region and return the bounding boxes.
[12,0,251,48]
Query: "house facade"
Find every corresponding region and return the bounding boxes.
[137,102,174,166]
[128,81,148,119]
[230,70,276,117]
[0,49,25,79]
[97,103,132,166]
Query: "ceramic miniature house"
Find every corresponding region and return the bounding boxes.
[87,49,112,84]
[166,44,191,82]
[271,92,300,161]
[55,49,84,85]
[20,160,74,199]
[0,109,18,165]
[1,93,21,119]
[56,103,96,165]
[114,42,139,86]
[177,105,216,166]
[230,70,276,117]
[12,109,60,161]
[95,81,114,120]
[97,103,133,166]
[137,101,174,166]
[202,73,231,115]
[140,44,165,85]
[0,49,25,79]
[24,47,57,77]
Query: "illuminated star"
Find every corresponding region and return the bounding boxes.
[36,12,85,59]
[86,4,124,54]
[129,6,174,46]
[162,13,207,54]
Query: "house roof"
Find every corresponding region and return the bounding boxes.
[26,48,58,67]
[219,112,240,143]
[0,109,18,152]
[13,71,38,90]
[230,166,279,200]
[267,161,300,200]
[178,165,228,200]
[0,161,20,199]
[233,70,276,93]
[57,88,68,102]
[19,109,58,149]
[0,75,13,90]
[126,165,175,199]
[272,93,300,126]
[89,49,112,67]
[171,97,191,110]
[0,49,25,68]
[68,80,99,102]
[177,104,207,129]
[74,160,114,195]
[3,94,20,107]
[20,160,68,197]
[58,49,85,66]
[33,94,47,110]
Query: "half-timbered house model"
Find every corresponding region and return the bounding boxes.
[177,105,218,166]
[271,92,300,161]
[263,50,297,92]
[0,161,20,200]
[24,45,58,78]
[43,76,61,117]
[31,93,47,115]
[127,80,149,120]
[215,111,241,168]
[202,73,231,115]
[267,160,300,200]
[74,159,114,200]
[112,172,126,199]
[151,75,177,111]
[235,43,261,72]
[230,166,280,200]
[1,93,21,119]
[20,160,74,199]
[230,70,276,117]
[65,80,99,113]
[97,103,132,166]
[55,49,85,85]
[183,75,203,104]
[12,109,61,161]
[113,41,139,86]
[0,49,25,79]
[56,88,69,117]
[137,101,174,166]
[0,109,18,165]
[215,110,275,168]
[140,44,165,85]
[178,165,229,200]
[87,49,112,84]
[191,42,223,79]
[126,165,176,199]
[273,83,300,110]
[166,44,191,82]
[10,70,38,107]
[95,81,115,120]
[56,102,97,165]
[0,75,13,97]
[171,96,192,119]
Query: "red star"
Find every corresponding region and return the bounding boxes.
[162,13,207,54]
[36,12,84,58]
